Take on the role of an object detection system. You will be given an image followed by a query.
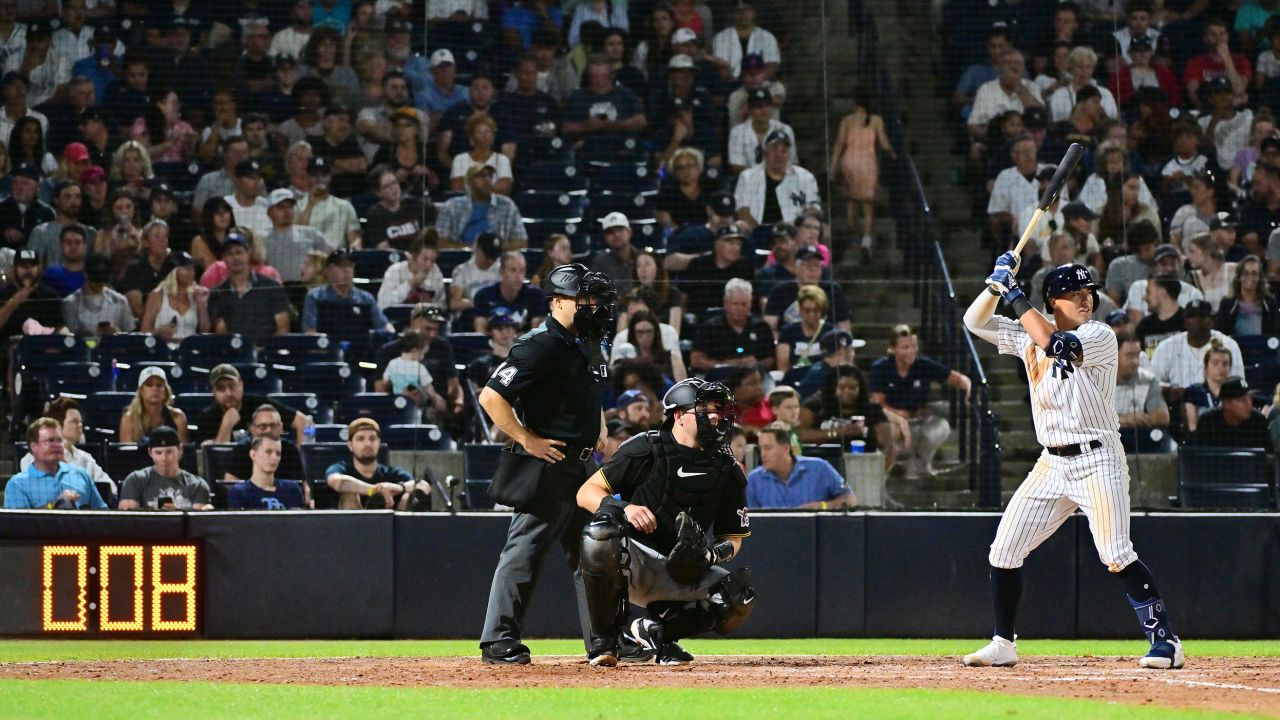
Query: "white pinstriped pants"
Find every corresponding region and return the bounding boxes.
[989,441,1139,572]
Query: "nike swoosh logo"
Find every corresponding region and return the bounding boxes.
[676,468,706,477]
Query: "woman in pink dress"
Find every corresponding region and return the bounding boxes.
[831,88,894,259]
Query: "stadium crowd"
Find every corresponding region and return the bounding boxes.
[0,0,931,514]
[949,0,1280,454]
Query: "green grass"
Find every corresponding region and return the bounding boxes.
[0,681,1267,720]
[0,638,1276,662]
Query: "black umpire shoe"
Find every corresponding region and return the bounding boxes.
[587,636,619,667]
[481,640,531,665]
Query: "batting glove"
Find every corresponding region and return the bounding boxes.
[986,265,1018,297]
[994,251,1021,275]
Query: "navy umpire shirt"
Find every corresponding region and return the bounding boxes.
[485,315,603,453]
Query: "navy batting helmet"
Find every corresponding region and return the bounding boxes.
[1041,263,1100,309]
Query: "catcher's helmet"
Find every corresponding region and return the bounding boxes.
[1041,263,1100,309]
[661,379,737,451]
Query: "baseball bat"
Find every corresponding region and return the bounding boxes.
[1010,142,1085,259]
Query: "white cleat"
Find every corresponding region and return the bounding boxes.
[1138,636,1185,669]
[963,635,1018,667]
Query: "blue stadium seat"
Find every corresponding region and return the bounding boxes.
[300,442,388,485]
[1236,335,1280,367]
[589,161,659,196]
[516,192,587,221]
[267,392,330,423]
[43,361,113,398]
[1178,447,1275,510]
[1245,362,1280,398]
[523,218,585,247]
[436,248,472,277]
[352,249,405,282]
[1120,427,1178,454]
[523,248,544,275]
[201,443,241,485]
[92,332,172,366]
[80,391,135,441]
[116,361,198,394]
[336,392,421,426]
[516,136,572,163]
[449,333,492,363]
[227,363,282,395]
[177,334,256,367]
[260,334,344,370]
[521,161,587,195]
[463,443,504,510]
[174,393,213,422]
[280,362,364,404]
[779,365,810,388]
[383,423,451,451]
[105,442,198,482]
[383,304,417,330]
[310,423,348,442]
[14,335,89,386]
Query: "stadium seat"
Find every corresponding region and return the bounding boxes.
[436,248,472,277]
[780,365,811,388]
[336,393,421,426]
[1177,447,1275,510]
[383,423,451,451]
[174,393,213,421]
[42,361,113,398]
[1236,335,1280,367]
[524,218,585,247]
[1245,363,1280,398]
[14,335,89,389]
[177,334,256,368]
[516,192,587,222]
[261,334,344,369]
[463,442,504,510]
[201,443,241,483]
[310,423,348,442]
[589,161,659,197]
[116,361,198,394]
[515,135,571,163]
[448,333,492,363]
[267,393,330,423]
[1120,427,1178,454]
[523,247,544,274]
[105,442,198,482]
[280,362,364,405]
[300,442,388,485]
[801,444,845,471]
[216,363,282,395]
[352,249,404,283]
[91,332,172,366]
[80,391,135,441]
[520,160,587,195]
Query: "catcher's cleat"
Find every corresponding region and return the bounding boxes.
[657,640,694,666]
[1139,636,1185,669]
[619,631,655,662]
[630,618,694,665]
[962,635,1018,667]
[481,640,531,665]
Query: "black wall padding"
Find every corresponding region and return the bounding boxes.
[0,510,185,539]
[189,512,395,638]
[815,514,866,636]
[863,514,1077,638]
[1075,515,1280,639]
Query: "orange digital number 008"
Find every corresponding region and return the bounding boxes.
[41,544,197,633]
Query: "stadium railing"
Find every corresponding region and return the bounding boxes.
[850,1,1003,506]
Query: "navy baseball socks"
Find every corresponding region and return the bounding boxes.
[1117,561,1184,669]
[990,567,1021,641]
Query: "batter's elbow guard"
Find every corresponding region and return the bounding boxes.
[1046,331,1084,363]
[711,567,756,635]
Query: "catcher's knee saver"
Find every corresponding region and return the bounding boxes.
[580,512,628,634]
[711,567,755,634]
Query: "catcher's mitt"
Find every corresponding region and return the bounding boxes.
[666,511,712,584]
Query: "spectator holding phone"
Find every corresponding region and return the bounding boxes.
[117,426,212,510]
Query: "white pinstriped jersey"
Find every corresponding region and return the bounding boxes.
[997,317,1120,448]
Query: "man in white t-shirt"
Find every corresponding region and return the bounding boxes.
[711,0,780,80]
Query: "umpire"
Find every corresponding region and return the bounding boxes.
[478,263,617,665]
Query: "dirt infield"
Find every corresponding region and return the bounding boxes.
[3,655,1279,715]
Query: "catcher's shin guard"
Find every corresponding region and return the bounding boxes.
[580,511,629,642]
[711,567,755,634]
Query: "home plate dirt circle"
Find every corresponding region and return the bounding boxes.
[3,655,1279,715]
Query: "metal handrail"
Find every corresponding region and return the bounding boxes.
[849,3,1002,506]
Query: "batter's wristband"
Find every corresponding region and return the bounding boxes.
[1007,292,1033,318]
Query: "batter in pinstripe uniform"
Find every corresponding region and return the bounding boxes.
[961,255,1184,670]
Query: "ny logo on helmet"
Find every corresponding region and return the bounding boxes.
[1076,268,1089,280]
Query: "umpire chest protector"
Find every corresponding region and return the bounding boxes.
[619,430,741,553]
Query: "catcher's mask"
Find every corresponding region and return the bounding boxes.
[662,379,737,451]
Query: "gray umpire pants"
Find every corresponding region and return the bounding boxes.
[480,458,593,649]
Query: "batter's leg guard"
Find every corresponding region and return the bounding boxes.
[1116,560,1175,644]
[710,567,756,635]
[579,511,629,649]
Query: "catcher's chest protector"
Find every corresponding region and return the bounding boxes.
[640,431,737,529]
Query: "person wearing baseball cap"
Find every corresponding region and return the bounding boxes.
[436,162,527,247]
[0,247,63,343]
[590,211,637,294]
[226,159,272,241]
[728,86,795,173]
[734,120,820,231]
[118,365,187,444]
[117,425,213,511]
[797,329,867,398]
[298,152,364,249]
[448,231,503,314]
[325,416,431,511]
[613,388,652,430]
[1189,375,1271,449]
[1149,297,1244,395]
[301,247,395,335]
[192,363,311,445]
[203,229,293,347]
[417,47,468,120]
[261,187,328,283]
[62,252,137,337]
[0,157,54,244]
[751,222,800,300]
[681,223,755,313]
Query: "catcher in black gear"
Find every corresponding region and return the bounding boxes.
[575,379,755,667]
